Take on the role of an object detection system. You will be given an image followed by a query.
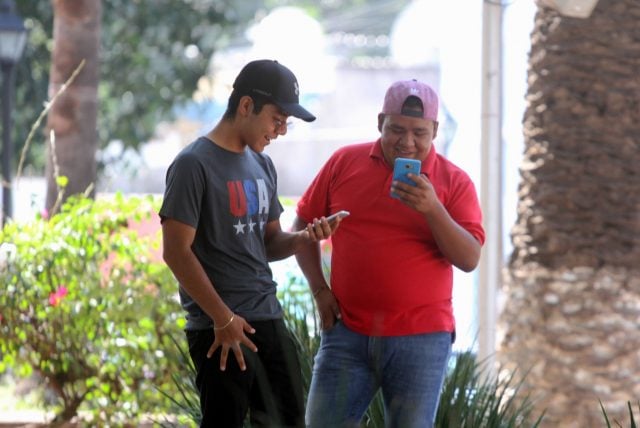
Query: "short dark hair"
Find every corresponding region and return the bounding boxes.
[222,91,272,121]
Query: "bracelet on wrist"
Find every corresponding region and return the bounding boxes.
[214,314,235,331]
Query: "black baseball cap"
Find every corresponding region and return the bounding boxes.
[233,59,316,122]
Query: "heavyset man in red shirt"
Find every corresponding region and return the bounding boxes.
[293,79,485,428]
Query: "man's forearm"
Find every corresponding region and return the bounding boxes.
[425,204,482,272]
[164,249,233,326]
[265,230,308,261]
[291,217,329,296]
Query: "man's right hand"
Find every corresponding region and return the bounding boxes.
[314,288,342,330]
[206,314,257,371]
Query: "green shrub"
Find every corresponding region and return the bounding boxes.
[435,351,544,427]
[0,193,185,424]
[155,333,200,428]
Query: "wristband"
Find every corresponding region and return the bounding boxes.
[214,314,235,331]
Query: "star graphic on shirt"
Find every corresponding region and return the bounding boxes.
[234,220,246,234]
[247,219,256,232]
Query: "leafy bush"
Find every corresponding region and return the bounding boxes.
[0,193,185,424]
[435,351,544,427]
[155,334,200,428]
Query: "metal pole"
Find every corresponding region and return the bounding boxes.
[1,61,14,226]
[478,0,504,372]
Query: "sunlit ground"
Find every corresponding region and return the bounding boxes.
[0,375,50,423]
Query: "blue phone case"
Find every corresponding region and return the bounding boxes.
[391,158,421,198]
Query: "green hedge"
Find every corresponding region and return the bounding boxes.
[0,193,186,425]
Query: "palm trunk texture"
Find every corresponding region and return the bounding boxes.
[499,0,640,426]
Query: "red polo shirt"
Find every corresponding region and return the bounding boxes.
[297,140,485,336]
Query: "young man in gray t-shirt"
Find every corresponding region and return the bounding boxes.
[159,60,341,427]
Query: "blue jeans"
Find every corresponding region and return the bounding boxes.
[306,321,451,428]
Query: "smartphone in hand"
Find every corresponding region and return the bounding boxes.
[325,210,350,223]
[391,157,421,199]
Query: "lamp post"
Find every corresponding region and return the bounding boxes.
[0,0,26,227]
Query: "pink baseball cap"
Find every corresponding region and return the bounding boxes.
[381,79,439,121]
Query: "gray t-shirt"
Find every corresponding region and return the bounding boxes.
[159,137,284,330]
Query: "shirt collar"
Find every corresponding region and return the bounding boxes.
[370,138,438,175]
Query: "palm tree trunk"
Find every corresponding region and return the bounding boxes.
[45,0,101,213]
[499,0,640,426]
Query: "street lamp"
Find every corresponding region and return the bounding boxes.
[0,0,26,226]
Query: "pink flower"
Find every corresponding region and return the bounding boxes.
[49,286,68,306]
[39,208,49,220]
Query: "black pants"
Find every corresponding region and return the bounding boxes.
[186,319,304,428]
